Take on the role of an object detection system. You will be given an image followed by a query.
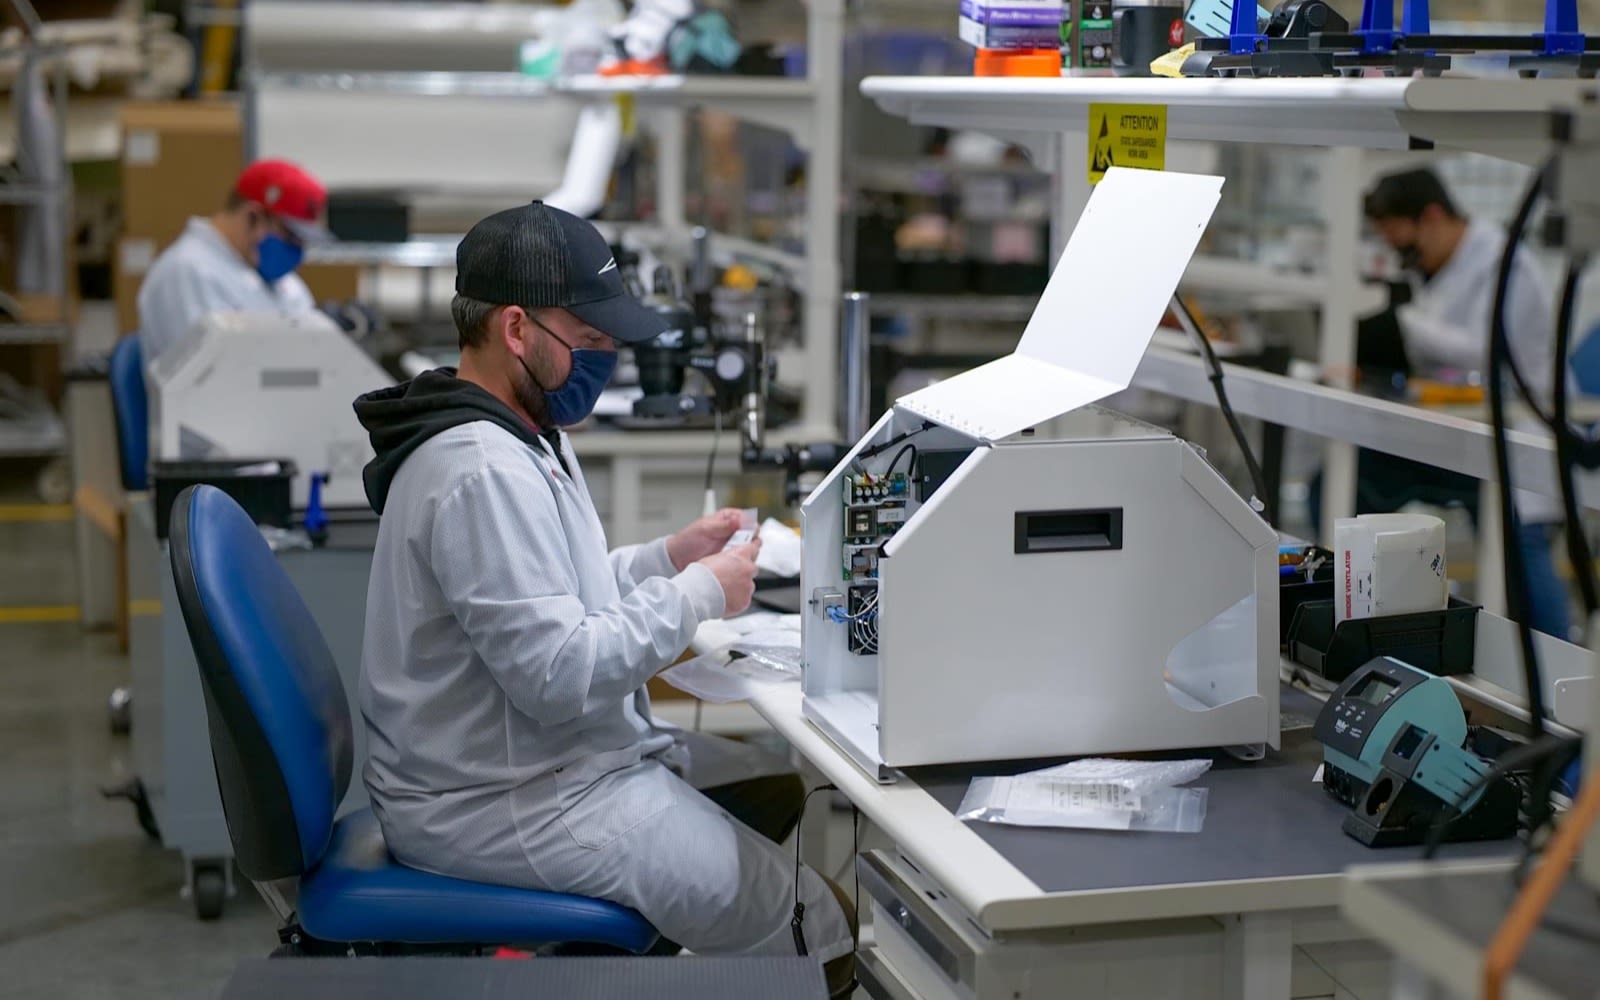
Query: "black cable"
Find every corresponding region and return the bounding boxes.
[791,783,836,957]
[1171,294,1274,526]
[885,442,917,480]
[1553,255,1598,616]
[851,806,861,948]
[705,409,722,494]
[1488,164,1550,746]
[857,421,933,462]
[1421,733,1579,859]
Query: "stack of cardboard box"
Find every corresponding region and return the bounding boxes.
[114,100,359,336]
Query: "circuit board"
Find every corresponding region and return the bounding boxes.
[841,472,909,582]
[837,471,911,655]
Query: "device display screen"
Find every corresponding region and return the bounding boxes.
[1350,673,1399,706]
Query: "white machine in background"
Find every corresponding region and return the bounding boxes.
[148,311,393,510]
[800,168,1280,779]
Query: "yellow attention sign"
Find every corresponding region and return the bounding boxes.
[1087,103,1167,184]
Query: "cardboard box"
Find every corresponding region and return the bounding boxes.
[120,101,245,248]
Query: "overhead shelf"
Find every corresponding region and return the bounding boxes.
[860,76,1591,161]
[1131,344,1586,509]
[307,226,805,276]
[257,71,819,143]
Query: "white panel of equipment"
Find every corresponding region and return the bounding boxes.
[898,168,1223,443]
[150,312,393,511]
[800,168,1278,776]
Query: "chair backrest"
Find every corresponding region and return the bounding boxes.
[108,335,148,491]
[168,484,353,881]
[1571,323,1600,397]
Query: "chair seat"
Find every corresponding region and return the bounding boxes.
[297,809,658,951]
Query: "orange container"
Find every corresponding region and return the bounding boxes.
[974,47,1062,77]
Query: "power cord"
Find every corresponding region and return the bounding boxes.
[1421,734,1580,860]
[1487,163,1551,746]
[1170,294,1274,526]
[885,442,917,480]
[791,782,837,957]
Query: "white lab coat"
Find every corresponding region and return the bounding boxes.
[136,217,316,371]
[1396,219,1564,523]
[360,420,852,963]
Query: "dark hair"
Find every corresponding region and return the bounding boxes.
[225,190,252,211]
[451,294,506,350]
[1363,168,1461,222]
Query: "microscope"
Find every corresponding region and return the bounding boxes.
[622,228,849,505]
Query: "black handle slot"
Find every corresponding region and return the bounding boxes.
[1013,508,1123,554]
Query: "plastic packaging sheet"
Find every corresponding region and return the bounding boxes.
[659,617,802,703]
[957,758,1213,834]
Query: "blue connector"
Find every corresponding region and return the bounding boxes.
[1228,0,1265,55]
[1537,0,1584,56]
[305,472,330,546]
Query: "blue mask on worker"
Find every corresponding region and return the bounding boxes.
[256,234,304,284]
[518,321,617,427]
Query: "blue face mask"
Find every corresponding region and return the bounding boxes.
[518,322,617,427]
[256,234,304,284]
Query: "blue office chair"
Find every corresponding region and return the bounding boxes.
[167,484,659,954]
[108,335,148,492]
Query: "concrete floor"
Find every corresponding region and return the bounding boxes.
[0,477,277,998]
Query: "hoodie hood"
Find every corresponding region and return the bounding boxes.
[353,368,544,513]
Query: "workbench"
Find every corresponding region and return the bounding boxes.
[749,682,1518,1000]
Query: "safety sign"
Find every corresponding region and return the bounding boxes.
[1087,103,1167,184]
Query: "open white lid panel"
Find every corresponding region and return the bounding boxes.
[896,167,1224,442]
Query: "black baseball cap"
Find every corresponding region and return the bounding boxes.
[454,201,668,344]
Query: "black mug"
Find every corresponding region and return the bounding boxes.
[1112,0,1186,77]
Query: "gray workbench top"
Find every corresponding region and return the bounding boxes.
[909,687,1516,895]
[221,957,827,1000]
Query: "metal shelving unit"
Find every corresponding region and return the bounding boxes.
[269,0,846,440]
[0,0,73,495]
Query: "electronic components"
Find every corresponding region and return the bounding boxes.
[833,470,913,655]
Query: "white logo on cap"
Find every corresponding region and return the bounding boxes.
[598,258,618,275]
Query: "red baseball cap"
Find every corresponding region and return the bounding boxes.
[234,159,329,242]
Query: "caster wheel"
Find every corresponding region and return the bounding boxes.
[108,687,132,735]
[193,865,226,921]
[35,458,70,505]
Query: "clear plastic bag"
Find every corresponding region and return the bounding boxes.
[1028,757,1211,795]
[956,776,1209,834]
[658,637,802,703]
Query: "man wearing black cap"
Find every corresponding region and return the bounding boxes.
[352,203,854,990]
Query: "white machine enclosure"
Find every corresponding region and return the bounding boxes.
[148,311,393,510]
[799,168,1279,776]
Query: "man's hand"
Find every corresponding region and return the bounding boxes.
[698,540,761,617]
[667,508,745,571]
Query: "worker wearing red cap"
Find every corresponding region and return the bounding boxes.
[137,159,330,370]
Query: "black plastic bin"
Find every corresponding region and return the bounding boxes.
[1286,596,1478,683]
[153,459,297,540]
[1278,547,1335,644]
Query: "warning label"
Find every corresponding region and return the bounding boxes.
[1087,102,1167,184]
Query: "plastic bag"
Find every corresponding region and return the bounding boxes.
[956,776,1209,834]
[658,636,801,703]
[1028,757,1211,795]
